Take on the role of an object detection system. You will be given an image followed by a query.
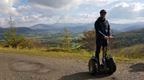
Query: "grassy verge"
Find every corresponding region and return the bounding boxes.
[110,44,144,61]
[0,47,143,62]
[0,47,91,60]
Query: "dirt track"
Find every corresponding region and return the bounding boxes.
[0,53,144,80]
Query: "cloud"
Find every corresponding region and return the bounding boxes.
[0,0,20,16]
[28,0,117,10]
[83,0,117,6]
[108,2,144,19]
[1,0,144,27]
[29,0,81,9]
[14,0,144,26]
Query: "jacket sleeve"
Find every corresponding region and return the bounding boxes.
[107,21,111,36]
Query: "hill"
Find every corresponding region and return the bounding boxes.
[111,44,144,59]
[110,22,144,32]
[30,22,144,33]
[112,28,144,49]
[30,23,93,34]
[0,27,34,40]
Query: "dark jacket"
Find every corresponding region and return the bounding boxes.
[94,17,110,39]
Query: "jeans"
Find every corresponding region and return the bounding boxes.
[95,38,108,65]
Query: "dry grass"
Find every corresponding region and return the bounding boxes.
[0,46,143,62]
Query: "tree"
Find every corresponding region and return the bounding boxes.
[61,28,72,50]
[79,30,96,51]
[3,16,25,48]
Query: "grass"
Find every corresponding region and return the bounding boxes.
[0,47,91,60]
[0,46,143,63]
[111,44,144,60]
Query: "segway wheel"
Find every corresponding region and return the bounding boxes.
[88,58,98,75]
[106,57,116,75]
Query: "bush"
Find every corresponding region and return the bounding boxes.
[79,30,96,51]
[3,32,25,48]
[18,39,42,49]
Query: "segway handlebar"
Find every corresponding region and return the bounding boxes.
[98,31,114,39]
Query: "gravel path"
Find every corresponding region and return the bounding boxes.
[0,53,144,80]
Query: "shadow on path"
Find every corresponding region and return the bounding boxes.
[58,72,113,80]
[129,63,144,72]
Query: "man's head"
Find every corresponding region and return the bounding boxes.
[100,9,107,18]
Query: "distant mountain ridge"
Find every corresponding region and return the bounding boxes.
[30,23,93,33]
[29,22,144,32]
[0,22,144,33]
[110,22,144,32]
[0,22,144,37]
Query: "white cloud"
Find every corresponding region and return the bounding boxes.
[83,0,117,5]
[108,2,144,20]
[0,0,19,16]
[0,18,8,27]
[114,2,129,8]
[132,2,144,12]
[110,17,144,24]
[28,0,117,10]
[29,0,82,10]
[17,5,31,13]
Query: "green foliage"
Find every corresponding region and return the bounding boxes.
[3,27,41,49]
[3,27,25,48]
[111,30,144,49]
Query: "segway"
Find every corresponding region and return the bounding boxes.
[88,31,116,75]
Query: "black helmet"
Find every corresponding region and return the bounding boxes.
[100,9,107,14]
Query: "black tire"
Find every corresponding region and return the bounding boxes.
[106,58,116,75]
[88,58,98,75]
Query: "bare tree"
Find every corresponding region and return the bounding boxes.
[79,30,96,51]
[62,28,72,50]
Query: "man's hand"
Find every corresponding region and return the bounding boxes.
[104,36,114,39]
[104,36,109,39]
[109,36,114,39]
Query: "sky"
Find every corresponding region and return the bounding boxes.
[0,0,144,27]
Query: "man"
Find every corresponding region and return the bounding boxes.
[94,9,113,66]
